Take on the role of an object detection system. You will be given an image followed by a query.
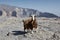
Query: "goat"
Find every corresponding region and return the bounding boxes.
[22,15,37,33]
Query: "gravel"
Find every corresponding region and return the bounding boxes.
[0,17,60,40]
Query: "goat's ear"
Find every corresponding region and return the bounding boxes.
[30,16,32,17]
[35,16,36,17]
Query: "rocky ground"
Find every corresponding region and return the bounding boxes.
[0,17,60,40]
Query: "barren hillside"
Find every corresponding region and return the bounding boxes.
[0,17,60,40]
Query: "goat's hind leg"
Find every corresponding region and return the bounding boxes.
[24,27,26,32]
[23,28,27,37]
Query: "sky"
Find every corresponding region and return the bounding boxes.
[0,0,60,16]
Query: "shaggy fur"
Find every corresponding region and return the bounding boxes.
[22,15,37,33]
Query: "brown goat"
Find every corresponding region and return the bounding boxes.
[22,15,37,33]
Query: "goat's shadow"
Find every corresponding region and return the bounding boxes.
[12,30,27,36]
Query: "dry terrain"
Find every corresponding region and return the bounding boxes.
[0,17,60,40]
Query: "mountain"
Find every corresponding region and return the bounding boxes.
[38,12,58,18]
[0,4,59,18]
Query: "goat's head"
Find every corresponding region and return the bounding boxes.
[30,15,36,21]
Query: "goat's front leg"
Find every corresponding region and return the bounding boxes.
[30,28,34,34]
[33,28,37,33]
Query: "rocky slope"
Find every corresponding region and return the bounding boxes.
[0,17,60,40]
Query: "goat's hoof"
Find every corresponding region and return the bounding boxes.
[23,34,27,37]
[33,31,36,33]
[30,31,34,34]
